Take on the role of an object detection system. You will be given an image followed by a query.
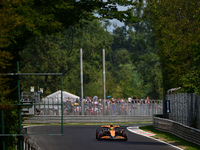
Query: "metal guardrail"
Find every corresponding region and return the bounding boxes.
[23,115,153,124]
[153,117,200,146]
[16,136,41,150]
[22,136,41,150]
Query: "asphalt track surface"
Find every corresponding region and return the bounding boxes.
[28,126,179,150]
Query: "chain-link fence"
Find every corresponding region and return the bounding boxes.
[35,98,162,116]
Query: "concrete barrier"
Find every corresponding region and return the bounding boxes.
[23,115,153,124]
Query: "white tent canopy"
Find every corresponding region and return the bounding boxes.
[42,90,80,103]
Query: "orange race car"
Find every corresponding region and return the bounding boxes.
[96,123,128,141]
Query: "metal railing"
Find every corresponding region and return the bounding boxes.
[21,136,41,150]
[35,98,163,116]
[154,117,200,146]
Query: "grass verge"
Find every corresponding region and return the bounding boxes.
[139,125,200,150]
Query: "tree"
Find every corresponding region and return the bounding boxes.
[107,0,163,99]
[0,1,140,149]
[146,0,200,93]
[61,19,113,97]
[0,51,18,150]
[21,19,113,97]
[1,0,140,97]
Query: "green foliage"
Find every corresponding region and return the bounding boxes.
[146,0,200,93]
[21,19,113,97]
[0,98,18,149]
[0,0,142,98]
[107,0,163,99]
[0,50,18,150]
[180,43,200,94]
[20,15,163,100]
[0,1,141,149]
[62,19,113,96]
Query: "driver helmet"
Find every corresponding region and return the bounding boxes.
[110,123,114,130]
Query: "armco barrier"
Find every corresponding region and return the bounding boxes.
[23,115,153,124]
[23,136,41,150]
[154,117,200,146]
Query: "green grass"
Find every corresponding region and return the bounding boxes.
[139,125,200,150]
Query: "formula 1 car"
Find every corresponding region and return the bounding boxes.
[96,124,128,141]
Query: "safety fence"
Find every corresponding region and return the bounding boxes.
[34,99,163,116]
[166,93,200,129]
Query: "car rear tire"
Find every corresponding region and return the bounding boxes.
[96,129,100,139]
[97,131,103,140]
[122,130,128,141]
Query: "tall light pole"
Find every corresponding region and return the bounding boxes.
[80,48,84,115]
[103,49,106,115]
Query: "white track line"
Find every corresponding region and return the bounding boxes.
[127,126,183,150]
